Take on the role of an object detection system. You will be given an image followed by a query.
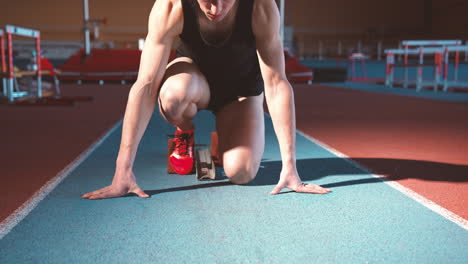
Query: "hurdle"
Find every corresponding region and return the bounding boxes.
[0,25,82,105]
[348,53,367,81]
[400,40,462,90]
[385,45,468,92]
[442,45,468,92]
[0,25,43,102]
[401,40,462,47]
[386,47,445,91]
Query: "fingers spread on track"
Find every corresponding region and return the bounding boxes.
[296,183,331,194]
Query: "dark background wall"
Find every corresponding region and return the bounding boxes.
[1,0,467,52]
[0,0,154,43]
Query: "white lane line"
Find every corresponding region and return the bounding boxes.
[0,120,123,240]
[295,129,468,231]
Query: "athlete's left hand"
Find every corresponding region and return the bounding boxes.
[270,167,331,195]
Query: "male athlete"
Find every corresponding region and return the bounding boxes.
[83,0,331,200]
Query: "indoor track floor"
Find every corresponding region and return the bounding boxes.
[1,77,467,263]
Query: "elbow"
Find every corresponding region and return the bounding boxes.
[129,79,159,102]
[264,74,291,99]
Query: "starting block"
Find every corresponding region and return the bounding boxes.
[195,148,215,180]
[167,131,220,181]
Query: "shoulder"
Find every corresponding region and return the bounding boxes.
[150,0,183,25]
[252,0,279,38]
[252,0,278,18]
[148,0,184,40]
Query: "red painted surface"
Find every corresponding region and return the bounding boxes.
[284,50,313,83]
[294,84,468,219]
[0,84,130,222]
[57,49,177,81]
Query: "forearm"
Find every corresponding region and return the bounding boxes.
[116,81,158,170]
[115,34,173,170]
[265,79,296,169]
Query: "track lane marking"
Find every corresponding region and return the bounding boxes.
[295,129,468,231]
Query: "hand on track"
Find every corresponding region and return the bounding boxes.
[82,170,149,200]
[270,168,331,195]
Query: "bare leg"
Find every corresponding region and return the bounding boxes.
[158,57,210,130]
[216,94,265,184]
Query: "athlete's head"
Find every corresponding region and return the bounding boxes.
[197,0,237,22]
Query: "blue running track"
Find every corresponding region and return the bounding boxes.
[0,111,467,263]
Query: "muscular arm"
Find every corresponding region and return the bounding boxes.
[253,0,294,168]
[117,0,182,170]
[83,0,183,199]
[253,0,330,195]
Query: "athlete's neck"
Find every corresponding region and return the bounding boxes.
[198,0,239,30]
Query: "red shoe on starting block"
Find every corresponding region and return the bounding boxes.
[168,128,195,175]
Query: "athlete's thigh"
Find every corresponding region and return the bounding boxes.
[215,93,265,178]
[159,57,210,110]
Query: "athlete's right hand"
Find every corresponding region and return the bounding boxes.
[82,169,149,200]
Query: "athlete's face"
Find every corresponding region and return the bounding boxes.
[197,0,237,22]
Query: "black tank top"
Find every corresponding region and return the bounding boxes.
[176,0,263,87]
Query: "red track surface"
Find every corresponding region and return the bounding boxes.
[0,84,130,222]
[294,84,468,219]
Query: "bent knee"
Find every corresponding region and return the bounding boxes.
[224,162,259,185]
[159,78,195,121]
[160,76,193,104]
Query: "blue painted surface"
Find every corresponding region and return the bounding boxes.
[327,82,468,103]
[302,59,468,80]
[1,111,467,263]
[302,59,468,102]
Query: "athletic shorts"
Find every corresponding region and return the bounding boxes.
[159,56,264,115]
[205,75,264,113]
[158,75,263,121]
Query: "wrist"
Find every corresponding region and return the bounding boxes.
[281,153,296,166]
[281,159,296,172]
[116,146,136,170]
[116,156,133,172]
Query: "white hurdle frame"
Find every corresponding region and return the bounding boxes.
[1,25,42,103]
[385,47,443,91]
[442,45,468,92]
[401,40,462,89]
[385,45,468,92]
[401,40,462,47]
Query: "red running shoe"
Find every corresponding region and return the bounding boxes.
[169,128,195,175]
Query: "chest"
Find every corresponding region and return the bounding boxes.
[197,10,237,46]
